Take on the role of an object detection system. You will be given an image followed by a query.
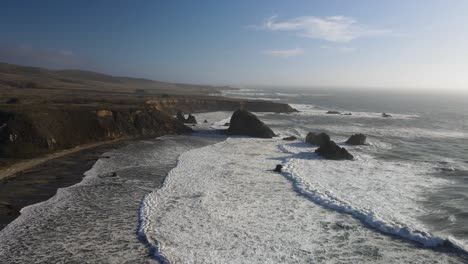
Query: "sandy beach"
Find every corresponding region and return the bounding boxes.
[0,140,128,230]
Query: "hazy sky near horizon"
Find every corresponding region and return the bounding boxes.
[1,0,468,92]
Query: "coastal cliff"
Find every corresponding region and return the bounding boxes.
[146,97,297,114]
[0,62,297,161]
[0,107,191,158]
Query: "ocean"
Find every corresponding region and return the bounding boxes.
[1,88,467,263]
[141,88,468,263]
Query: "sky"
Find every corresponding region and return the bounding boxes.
[1,0,468,92]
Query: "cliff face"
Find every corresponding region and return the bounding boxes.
[146,97,297,114]
[0,108,191,158]
[0,96,296,159]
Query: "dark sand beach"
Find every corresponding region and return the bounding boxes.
[0,141,128,230]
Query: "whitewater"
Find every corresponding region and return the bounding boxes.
[140,131,467,262]
[1,89,467,263]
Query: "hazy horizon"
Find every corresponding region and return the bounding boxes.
[1,0,468,93]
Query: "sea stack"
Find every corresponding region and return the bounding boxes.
[346,134,367,145]
[305,132,331,146]
[226,109,275,138]
[315,141,354,160]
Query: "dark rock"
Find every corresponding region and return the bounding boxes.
[223,123,230,126]
[176,111,186,122]
[305,132,331,146]
[226,109,275,138]
[282,136,297,141]
[315,141,354,160]
[346,134,366,145]
[326,110,341,114]
[273,164,283,173]
[343,113,352,116]
[185,114,197,124]
[203,119,208,123]
[382,113,392,118]
[176,111,197,124]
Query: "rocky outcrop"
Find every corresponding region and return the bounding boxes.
[176,111,197,124]
[315,141,354,160]
[382,113,392,118]
[282,136,297,141]
[226,109,275,138]
[346,134,366,145]
[185,114,197,124]
[305,132,331,146]
[0,108,191,158]
[176,111,185,122]
[326,111,341,115]
[146,97,297,114]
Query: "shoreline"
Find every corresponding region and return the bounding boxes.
[0,133,223,263]
[0,139,124,182]
[0,140,128,230]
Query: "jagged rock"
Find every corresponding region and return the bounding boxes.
[176,111,197,124]
[382,113,392,118]
[223,123,230,126]
[326,110,341,114]
[226,109,275,138]
[176,111,186,122]
[305,132,330,146]
[273,164,283,173]
[282,136,297,141]
[315,141,354,160]
[346,134,366,145]
[185,114,197,124]
[203,119,208,123]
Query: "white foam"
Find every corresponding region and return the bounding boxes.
[139,137,466,263]
[291,103,419,120]
[279,141,454,247]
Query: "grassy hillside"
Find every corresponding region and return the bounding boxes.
[0,62,234,105]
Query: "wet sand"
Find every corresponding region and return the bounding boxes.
[0,141,128,230]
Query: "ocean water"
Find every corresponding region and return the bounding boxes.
[1,88,467,263]
[140,89,468,263]
[0,135,222,263]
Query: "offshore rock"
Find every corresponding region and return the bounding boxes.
[315,141,354,160]
[226,109,275,138]
[346,134,367,145]
[305,132,330,146]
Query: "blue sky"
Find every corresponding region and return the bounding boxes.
[1,0,468,92]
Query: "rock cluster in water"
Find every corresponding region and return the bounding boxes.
[226,109,275,138]
[305,132,354,160]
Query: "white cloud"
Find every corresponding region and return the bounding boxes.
[262,48,305,58]
[262,15,390,42]
[320,45,356,53]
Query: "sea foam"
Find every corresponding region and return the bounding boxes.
[139,137,466,263]
[278,141,468,253]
